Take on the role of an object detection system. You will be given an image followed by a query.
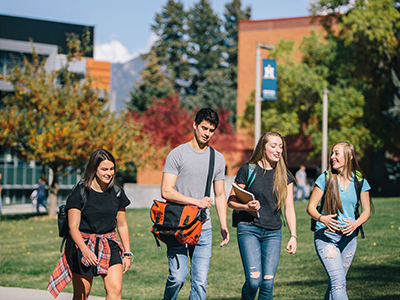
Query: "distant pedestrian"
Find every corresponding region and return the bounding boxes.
[30,189,38,212]
[295,165,307,202]
[36,177,48,212]
[307,142,372,300]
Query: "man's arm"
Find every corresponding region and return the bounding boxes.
[214,180,230,247]
[161,172,213,209]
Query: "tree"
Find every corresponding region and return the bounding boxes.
[183,68,237,125]
[128,51,174,113]
[129,93,237,153]
[149,0,190,94]
[186,0,224,95]
[129,93,193,150]
[222,0,251,86]
[0,33,162,216]
[238,35,370,158]
[239,0,400,167]
[309,0,400,153]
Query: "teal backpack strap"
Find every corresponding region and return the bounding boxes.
[246,163,257,189]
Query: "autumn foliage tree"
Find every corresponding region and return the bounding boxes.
[129,94,237,154]
[129,94,193,150]
[0,33,162,216]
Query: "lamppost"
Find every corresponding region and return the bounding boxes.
[321,89,329,172]
[255,42,276,147]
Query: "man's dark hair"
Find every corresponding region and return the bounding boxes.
[194,107,219,129]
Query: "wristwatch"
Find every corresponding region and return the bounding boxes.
[123,251,134,262]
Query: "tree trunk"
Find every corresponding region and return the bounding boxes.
[48,168,59,217]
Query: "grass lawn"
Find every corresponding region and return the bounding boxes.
[0,197,399,299]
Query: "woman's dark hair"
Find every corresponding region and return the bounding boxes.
[82,149,116,190]
[194,107,219,129]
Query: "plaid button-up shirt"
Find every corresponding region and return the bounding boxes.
[47,231,123,298]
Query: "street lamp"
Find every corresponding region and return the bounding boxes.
[255,42,276,147]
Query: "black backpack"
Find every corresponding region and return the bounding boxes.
[310,171,365,238]
[58,181,122,251]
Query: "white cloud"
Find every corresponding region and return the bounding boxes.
[94,40,137,64]
[94,34,159,64]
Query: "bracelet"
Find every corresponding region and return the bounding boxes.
[291,235,297,239]
[318,215,322,222]
[123,251,134,262]
[82,247,89,255]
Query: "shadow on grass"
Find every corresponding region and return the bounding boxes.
[0,212,48,221]
[280,264,400,300]
[350,264,400,284]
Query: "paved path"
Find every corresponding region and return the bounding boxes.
[1,203,41,215]
[0,286,104,299]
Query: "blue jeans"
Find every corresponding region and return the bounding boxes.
[163,228,212,300]
[314,230,357,300]
[295,185,306,201]
[237,222,282,300]
[36,195,48,212]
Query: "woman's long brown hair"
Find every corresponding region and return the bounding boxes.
[323,142,363,215]
[248,131,291,210]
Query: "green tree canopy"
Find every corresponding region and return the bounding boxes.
[240,0,400,164]
[149,0,190,93]
[128,51,174,113]
[129,0,250,129]
[222,0,251,86]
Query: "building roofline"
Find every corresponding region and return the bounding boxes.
[0,14,94,28]
[239,15,313,24]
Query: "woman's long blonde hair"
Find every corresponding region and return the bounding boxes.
[248,131,291,210]
[324,142,363,215]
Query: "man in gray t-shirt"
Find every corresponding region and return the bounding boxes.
[161,108,229,300]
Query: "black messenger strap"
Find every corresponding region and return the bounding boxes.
[204,147,215,197]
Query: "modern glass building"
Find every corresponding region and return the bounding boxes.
[0,15,111,205]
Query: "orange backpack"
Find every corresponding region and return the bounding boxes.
[150,201,207,249]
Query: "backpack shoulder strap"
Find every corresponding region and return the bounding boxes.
[246,163,257,189]
[204,147,215,198]
[354,173,365,238]
[113,184,122,198]
[78,180,89,210]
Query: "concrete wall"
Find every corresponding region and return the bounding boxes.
[124,176,235,209]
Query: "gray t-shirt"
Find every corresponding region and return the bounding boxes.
[163,142,226,229]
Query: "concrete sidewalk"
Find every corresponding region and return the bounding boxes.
[1,203,42,215]
[0,286,104,299]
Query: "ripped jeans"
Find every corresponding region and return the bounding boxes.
[314,230,357,300]
[237,222,282,300]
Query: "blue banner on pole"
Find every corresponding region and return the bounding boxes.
[262,59,277,101]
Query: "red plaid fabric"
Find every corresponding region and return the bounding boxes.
[47,231,123,298]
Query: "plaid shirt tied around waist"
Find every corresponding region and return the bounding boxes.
[47,230,123,298]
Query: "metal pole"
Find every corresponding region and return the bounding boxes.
[322,89,329,172]
[254,42,261,148]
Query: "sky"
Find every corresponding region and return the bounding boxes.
[0,0,311,64]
